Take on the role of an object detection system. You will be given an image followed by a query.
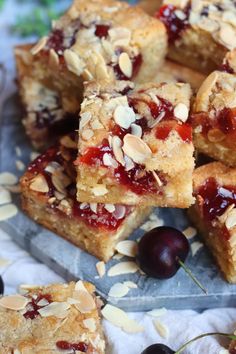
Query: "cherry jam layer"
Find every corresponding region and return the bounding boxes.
[79,141,164,195]
[28,145,130,231]
[24,294,52,320]
[155,121,192,142]
[112,53,143,80]
[129,95,173,121]
[56,341,88,352]
[197,177,236,223]
[157,4,190,43]
[220,61,234,74]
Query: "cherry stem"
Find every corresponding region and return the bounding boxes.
[175,332,236,354]
[177,258,207,294]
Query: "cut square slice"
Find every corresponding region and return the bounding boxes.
[189,162,236,283]
[0,281,105,353]
[76,80,195,207]
[191,70,236,167]
[20,133,151,262]
[157,0,236,74]
[15,44,79,150]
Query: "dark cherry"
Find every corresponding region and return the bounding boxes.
[141,344,174,354]
[0,275,4,295]
[56,341,88,352]
[95,24,110,38]
[137,226,189,279]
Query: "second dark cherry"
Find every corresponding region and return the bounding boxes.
[0,275,4,294]
[141,343,174,354]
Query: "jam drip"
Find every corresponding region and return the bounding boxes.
[158,4,190,43]
[24,294,52,320]
[197,177,236,223]
[220,60,234,74]
[155,121,192,142]
[113,53,143,80]
[56,341,88,352]
[95,24,110,38]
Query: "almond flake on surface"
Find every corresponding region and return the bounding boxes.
[191,241,203,256]
[0,295,28,310]
[73,291,96,313]
[219,350,230,354]
[152,171,163,187]
[15,160,25,171]
[82,129,94,141]
[108,283,130,298]
[124,155,135,171]
[15,146,22,157]
[19,284,40,292]
[90,203,97,214]
[122,134,152,164]
[96,261,106,278]
[225,208,236,229]
[112,135,125,166]
[114,105,136,129]
[30,174,49,193]
[218,204,235,224]
[0,187,12,205]
[0,172,18,186]
[153,319,169,338]
[0,204,18,221]
[30,152,40,161]
[64,49,84,76]
[38,302,70,318]
[118,52,132,78]
[13,349,21,354]
[37,298,50,307]
[103,153,118,168]
[92,185,108,196]
[113,253,124,260]
[147,308,167,317]
[80,111,92,129]
[31,36,48,55]
[83,318,96,332]
[115,240,138,257]
[107,261,139,276]
[112,205,126,220]
[102,304,144,333]
[174,103,189,122]
[131,123,142,138]
[183,226,197,239]
[105,204,115,213]
[5,184,21,194]
[123,281,138,289]
[219,24,236,49]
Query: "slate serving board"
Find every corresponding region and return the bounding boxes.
[1,94,236,312]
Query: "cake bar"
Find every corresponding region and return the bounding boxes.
[76,80,195,207]
[189,162,236,283]
[0,281,105,353]
[20,133,151,262]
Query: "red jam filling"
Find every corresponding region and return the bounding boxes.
[56,341,88,352]
[157,4,190,43]
[95,24,110,38]
[129,95,173,120]
[197,177,236,224]
[230,348,236,354]
[155,121,192,142]
[24,294,52,320]
[220,61,234,74]
[113,53,143,80]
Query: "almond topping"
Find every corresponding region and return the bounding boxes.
[64,49,84,76]
[83,318,96,332]
[0,172,18,186]
[112,205,126,220]
[90,203,97,214]
[153,319,169,338]
[118,52,132,78]
[183,226,197,239]
[101,304,144,333]
[174,103,189,122]
[81,129,94,141]
[31,36,48,55]
[115,240,138,257]
[147,308,167,317]
[0,187,11,205]
[122,134,152,164]
[114,105,136,129]
[0,295,29,310]
[191,241,203,256]
[108,283,130,298]
[225,208,236,230]
[131,123,142,138]
[103,153,118,168]
[152,171,163,187]
[96,261,106,278]
[92,185,108,196]
[30,175,49,193]
[104,204,116,213]
[123,281,138,289]
[73,290,96,313]
[107,261,139,276]
[219,24,236,49]
[112,136,125,166]
[38,302,70,318]
[80,112,92,129]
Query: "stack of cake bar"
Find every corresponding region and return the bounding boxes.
[15,0,236,285]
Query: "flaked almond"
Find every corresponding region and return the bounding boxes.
[207,129,226,142]
[191,241,203,256]
[92,185,108,196]
[80,111,92,129]
[113,253,124,260]
[131,123,142,138]
[96,261,106,278]
[152,171,163,187]
[118,52,132,78]
[108,27,131,47]
[124,155,135,171]
[73,290,96,313]
[108,283,130,298]
[0,187,11,205]
[0,204,18,221]
[218,204,235,224]
[37,298,50,307]
[30,152,40,161]
[0,172,18,186]
[183,226,197,239]
[112,205,126,220]
[49,49,59,67]
[15,160,25,171]
[90,203,97,214]
[219,24,236,49]
[0,295,28,310]
[13,349,21,354]
[112,136,125,166]
[103,153,118,168]
[107,261,139,276]
[147,308,167,317]
[31,36,48,55]
[114,105,136,129]
[81,129,94,141]
[30,174,49,193]
[115,240,138,257]
[153,319,169,338]
[83,318,96,332]
[38,301,70,318]
[123,281,138,289]
[64,49,84,76]
[104,204,115,213]
[122,134,152,164]
[225,208,236,230]
[174,103,189,122]
[80,202,89,210]
[51,173,70,194]
[101,304,144,333]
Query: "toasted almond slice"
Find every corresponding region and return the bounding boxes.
[115,240,138,257]
[225,208,236,230]
[64,49,84,76]
[122,134,152,164]
[112,205,126,220]
[191,241,203,256]
[108,283,130,298]
[153,319,169,338]
[31,36,48,55]
[112,136,125,166]
[37,298,50,307]
[107,261,139,276]
[218,204,235,224]
[103,153,118,168]
[118,52,132,78]
[82,129,94,141]
[123,281,138,289]
[83,318,96,332]
[147,308,167,317]
[183,226,197,239]
[90,203,98,214]
[13,349,21,354]
[80,202,89,210]
[96,261,106,278]
[30,174,49,193]
[174,103,189,122]
[114,105,136,129]
[219,24,236,49]
[0,172,18,186]
[38,301,70,318]
[104,204,116,213]
[102,304,144,333]
[124,155,135,171]
[15,160,25,171]
[0,187,12,205]
[0,204,18,221]
[80,112,92,129]
[92,185,108,196]
[113,253,124,260]
[131,123,142,138]
[0,295,28,310]
[73,290,96,313]
[152,171,163,187]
